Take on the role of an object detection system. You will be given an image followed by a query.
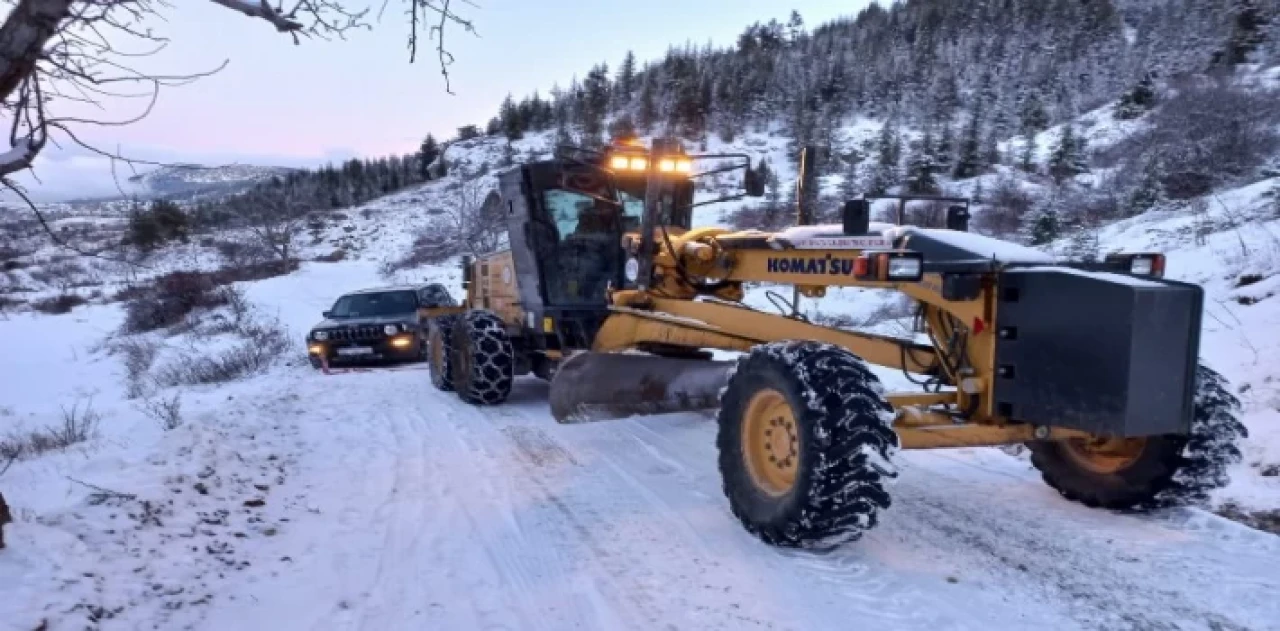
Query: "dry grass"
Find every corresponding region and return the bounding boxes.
[0,398,101,464]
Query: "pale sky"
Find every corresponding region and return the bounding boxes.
[5,0,871,202]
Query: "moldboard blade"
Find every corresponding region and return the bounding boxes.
[548,351,735,424]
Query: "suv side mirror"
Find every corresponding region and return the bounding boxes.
[322,310,332,319]
[743,164,765,197]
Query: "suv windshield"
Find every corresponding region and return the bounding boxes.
[328,290,417,318]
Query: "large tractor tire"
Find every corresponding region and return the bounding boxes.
[451,310,515,405]
[1028,362,1247,510]
[716,341,900,549]
[427,314,459,391]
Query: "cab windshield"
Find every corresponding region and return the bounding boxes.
[536,187,623,306]
[328,290,417,318]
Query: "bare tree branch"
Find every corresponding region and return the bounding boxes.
[0,0,477,255]
[205,0,305,33]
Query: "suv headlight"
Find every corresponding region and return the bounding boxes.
[384,324,399,336]
[314,331,329,341]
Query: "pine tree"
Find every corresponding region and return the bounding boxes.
[983,128,1001,169]
[1126,155,1165,215]
[1018,134,1037,173]
[1047,123,1089,184]
[935,121,955,173]
[1062,221,1101,262]
[953,107,984,178]
[581,63,611,147]
[906,128,940,194]
[499,93,524,141]
[1019,91,1049,135]
[877,118,901,167]
[554,117,573,148]
[616,51,637,107]
[637,74,657,133]
[787,10,805,44]
[1020,197,1061,246]
[418,134,440,181]
[839,154,862,201]
[867,119,902,195]
[1115,73,1158,120]
[1216,0,1268,66]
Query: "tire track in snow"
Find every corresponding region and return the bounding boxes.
[876,450,1280,631]
[534,401,1275,631]
[484,390,1041,631]
[463,397,809,630]
[419,392,635,630]
[597,413,1044,631]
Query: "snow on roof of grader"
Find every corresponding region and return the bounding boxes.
[770,223,1055,263]
[1008,266,1168,288]
[773,222,898,239]
[883,226,1057,263]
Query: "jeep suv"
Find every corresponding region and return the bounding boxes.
[306,283,455,368]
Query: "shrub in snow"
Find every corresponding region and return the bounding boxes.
[151,318,293,388]
[138,393,183,431]
[1114,73,1158,120]
[121,262,297,334]
[30,292,88,314]
[123,272,226,333]
[973,177,1036,239]
[0,398,101,465]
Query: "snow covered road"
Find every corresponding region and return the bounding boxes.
[186,366,1280,631]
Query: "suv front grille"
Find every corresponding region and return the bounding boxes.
[329,325,385,342]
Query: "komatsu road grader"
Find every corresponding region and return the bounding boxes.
[427,138,1247,549]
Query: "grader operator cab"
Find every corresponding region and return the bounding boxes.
[426,138,762,400]
[428,138,1246,550]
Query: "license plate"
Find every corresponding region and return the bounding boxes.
[337,346,373,356]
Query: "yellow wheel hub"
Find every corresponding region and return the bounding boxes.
[1062,436,1148,474]
[741,388,799,496]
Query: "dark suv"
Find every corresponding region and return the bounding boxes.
[306,283,455,368]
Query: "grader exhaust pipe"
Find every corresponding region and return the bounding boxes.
[548,351,735,423]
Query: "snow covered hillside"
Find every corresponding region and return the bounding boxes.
[3,106,1280,629]
[125,164,298,202]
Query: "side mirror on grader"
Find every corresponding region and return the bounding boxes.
[743,162,766,197]
[842,199,871,235]
[946,204,970,232]
[427,140,1247,553]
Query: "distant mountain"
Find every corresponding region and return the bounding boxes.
[126,163,298,201]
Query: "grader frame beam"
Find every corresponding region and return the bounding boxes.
[593,291,1068,450]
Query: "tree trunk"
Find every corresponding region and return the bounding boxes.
[0,490,11,549]
[0,0,74,102]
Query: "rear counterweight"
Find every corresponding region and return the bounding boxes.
[991,268,1204,438]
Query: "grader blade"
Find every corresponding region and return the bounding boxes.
[548,351,735,423]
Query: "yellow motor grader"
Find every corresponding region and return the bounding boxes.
[428,137,1246,548]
